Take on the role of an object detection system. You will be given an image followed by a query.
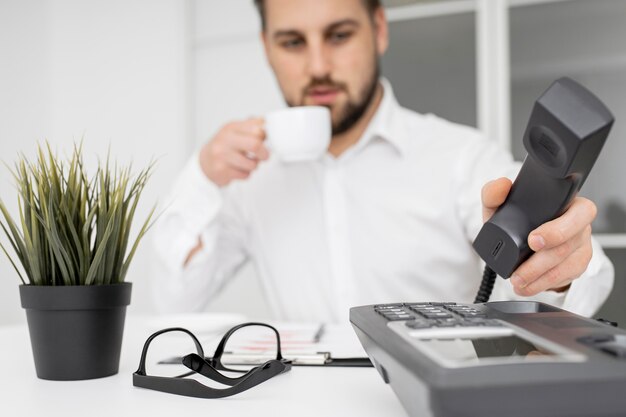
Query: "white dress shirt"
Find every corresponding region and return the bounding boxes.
[152,79,613,323]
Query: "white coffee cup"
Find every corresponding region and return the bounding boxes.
[265,106,331,162]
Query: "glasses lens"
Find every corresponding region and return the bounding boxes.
[144,329,203,378]
[219,324,280,372]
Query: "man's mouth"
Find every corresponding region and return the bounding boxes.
[306,86,342,105]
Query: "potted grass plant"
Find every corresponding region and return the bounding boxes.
[0,143,154,380]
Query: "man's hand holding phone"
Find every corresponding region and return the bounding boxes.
[481,177,597,296]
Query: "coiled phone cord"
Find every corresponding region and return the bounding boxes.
[474,265,497,303]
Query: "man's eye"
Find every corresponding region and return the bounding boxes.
[329,31,352,44]
[281,38,304,49]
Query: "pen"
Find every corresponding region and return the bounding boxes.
[313,323,326,343]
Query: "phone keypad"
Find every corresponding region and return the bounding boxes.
[374,302,503,328]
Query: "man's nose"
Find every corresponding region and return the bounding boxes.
[306,41,331,78]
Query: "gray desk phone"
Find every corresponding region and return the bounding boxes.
[351,79,622,417]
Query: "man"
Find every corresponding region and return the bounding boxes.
[153,0,613,322]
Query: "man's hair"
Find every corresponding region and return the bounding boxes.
[253,0,382,30]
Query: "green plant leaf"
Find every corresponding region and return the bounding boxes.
[0,141,154,286]
[0,198,32,283]
[84,213,115,285]
[0,240,25,284]
[120,205,155,282]
[42,198,74,286]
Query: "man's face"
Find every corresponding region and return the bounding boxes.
[262,0,388,135]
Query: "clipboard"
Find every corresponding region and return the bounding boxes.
[157,322,372,367]
[159,352,372,367]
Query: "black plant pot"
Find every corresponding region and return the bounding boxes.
[19,282,132,381]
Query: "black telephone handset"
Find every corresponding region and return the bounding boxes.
[472,77,614,302]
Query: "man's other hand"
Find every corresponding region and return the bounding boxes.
[199,118,270,187]
[481,177,597,296]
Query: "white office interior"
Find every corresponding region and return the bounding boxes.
[1,0,625,327]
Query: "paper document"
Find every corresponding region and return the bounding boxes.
[218,322,368,366]
[158,321,370,367]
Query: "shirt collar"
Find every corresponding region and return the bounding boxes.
[354,77,408,157]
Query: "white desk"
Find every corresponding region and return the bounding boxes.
[1,315,407,417]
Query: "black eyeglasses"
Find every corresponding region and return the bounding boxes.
[133,322,292,398]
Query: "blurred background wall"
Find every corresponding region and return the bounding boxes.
[0,0,190,323]
[1,0,625,325]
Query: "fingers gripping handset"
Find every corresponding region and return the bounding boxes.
[473,77,614,280]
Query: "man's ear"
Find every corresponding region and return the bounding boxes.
[374,6,389,56]
[260,30,278,71]
[261,30,270,60]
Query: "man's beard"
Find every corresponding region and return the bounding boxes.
[287,61,381,136]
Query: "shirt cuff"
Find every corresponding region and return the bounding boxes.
[154,153,223,270]
[560,237,614,317]
[178,152,223,228]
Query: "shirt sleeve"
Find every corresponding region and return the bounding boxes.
[455,130,614,317]
[150,153,249,313]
